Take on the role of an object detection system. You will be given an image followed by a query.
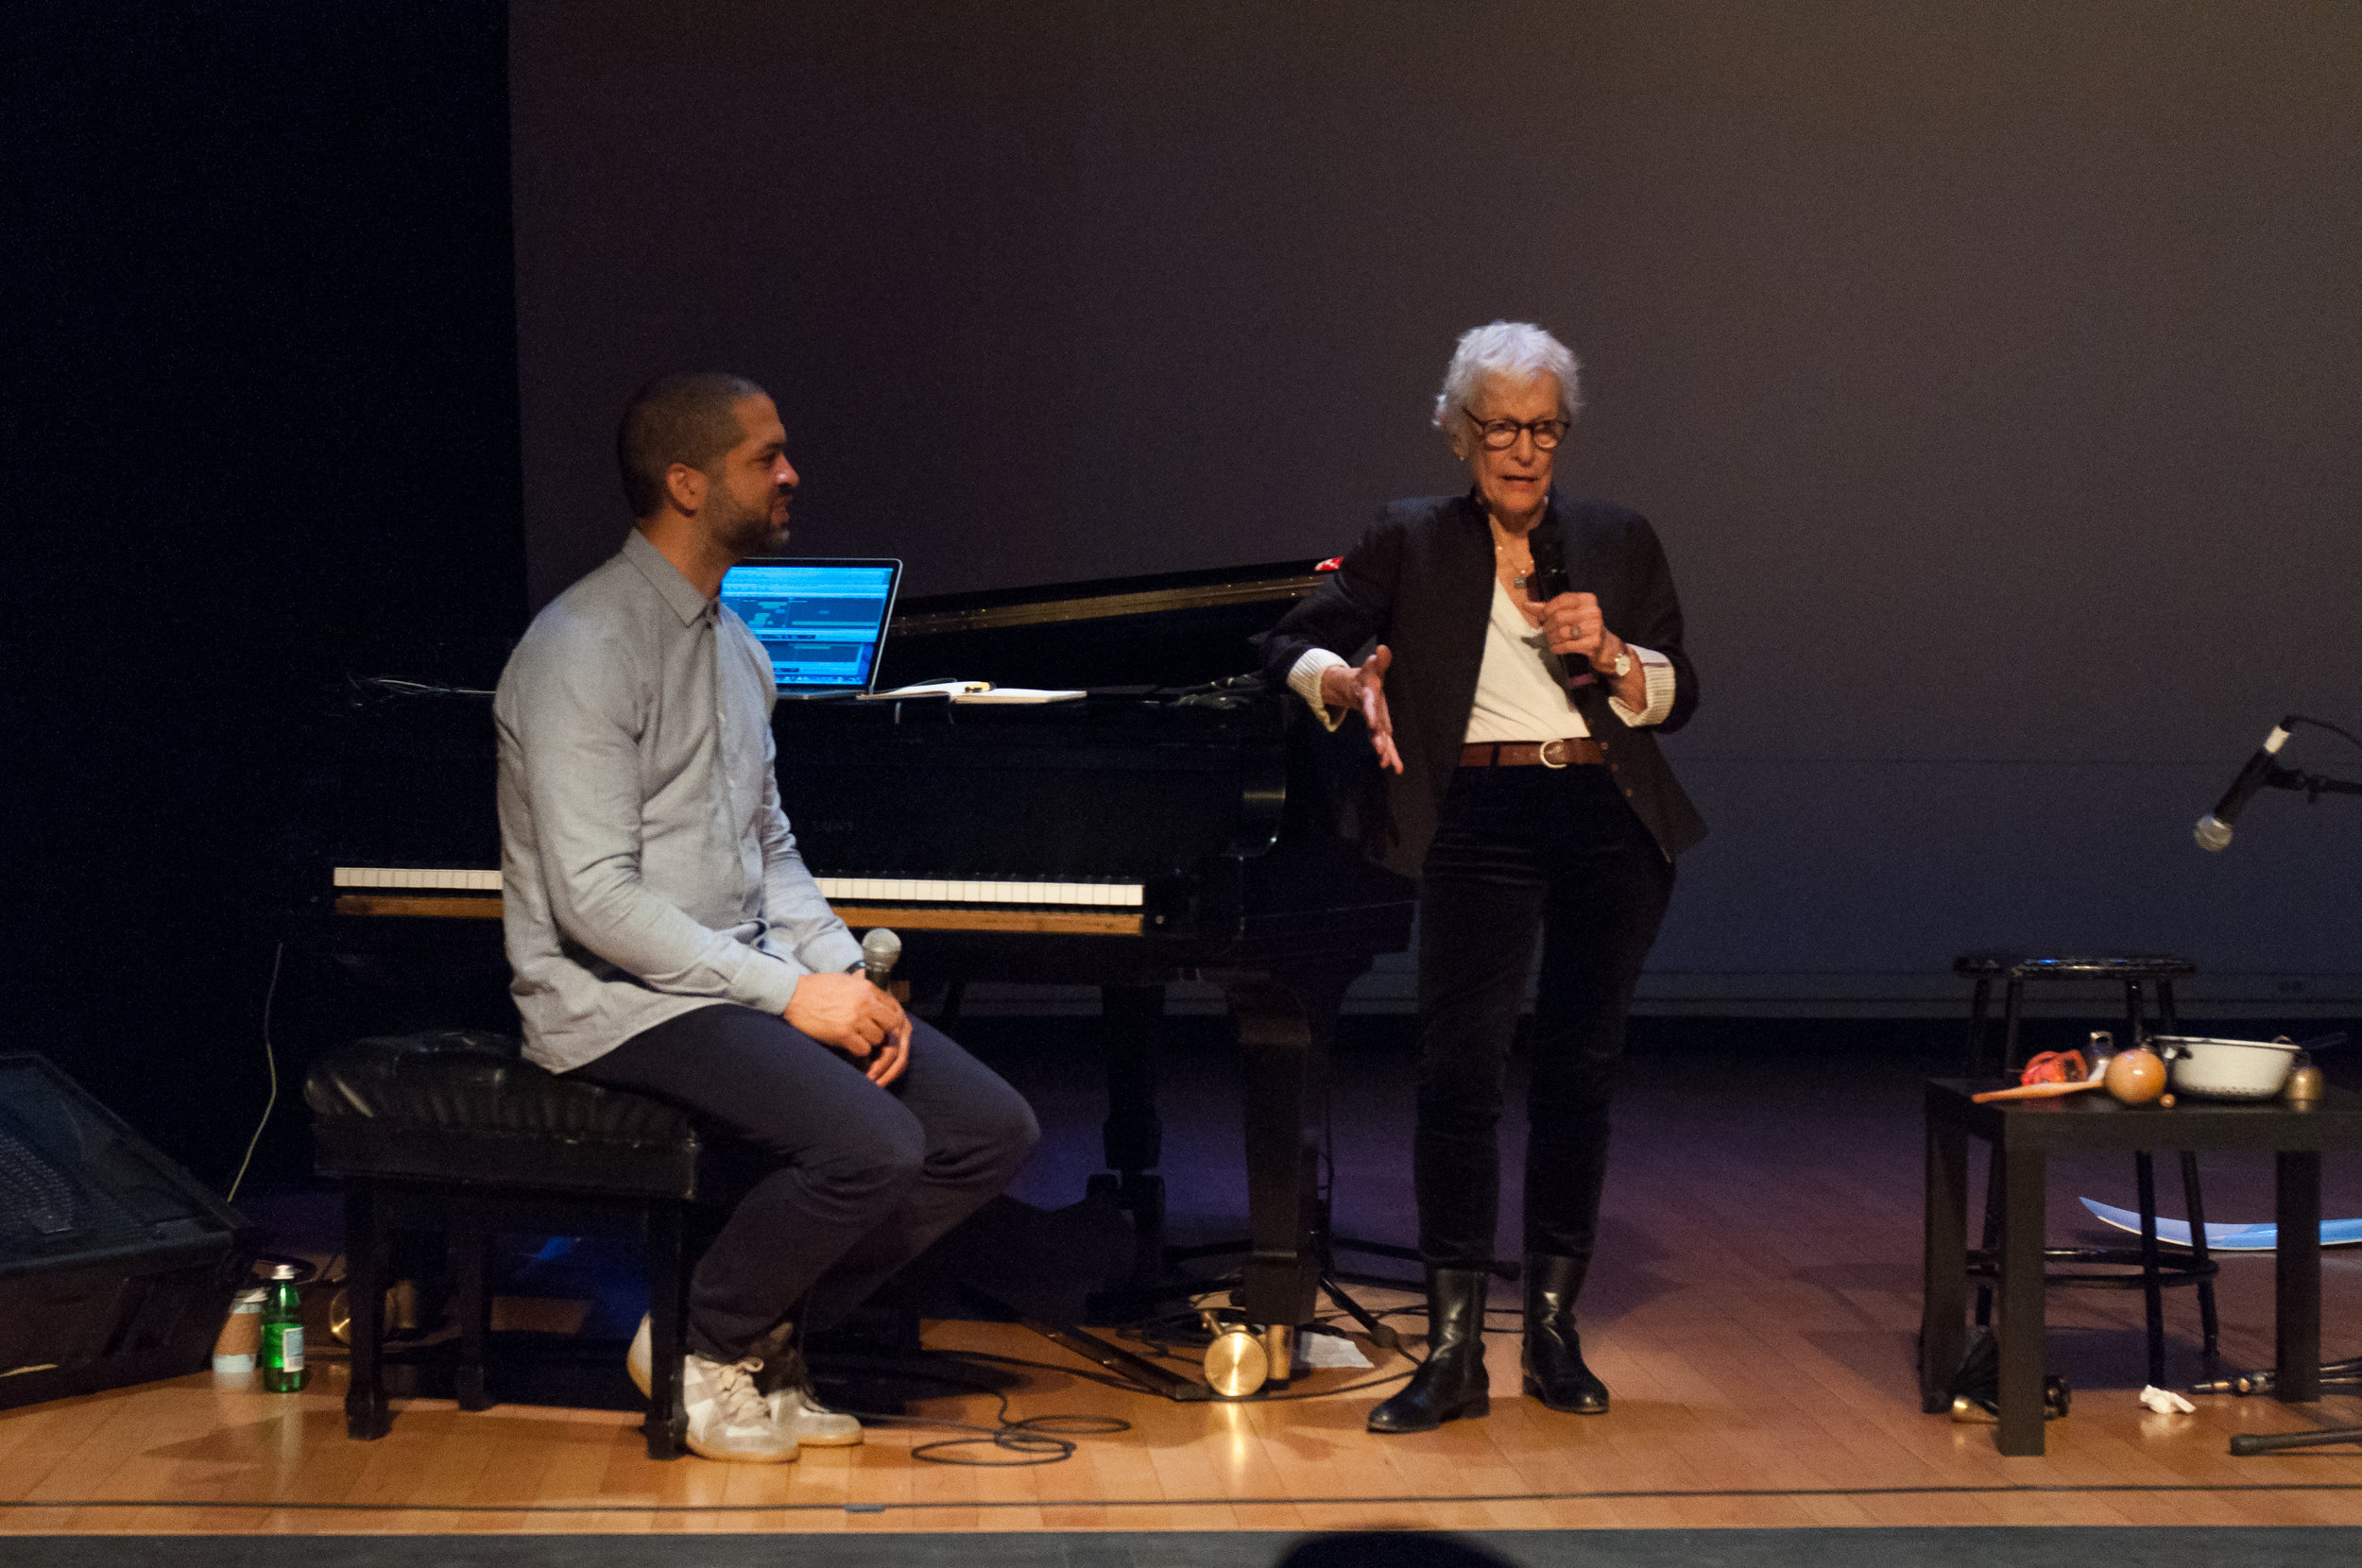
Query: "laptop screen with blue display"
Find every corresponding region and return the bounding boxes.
[718,557,901,696]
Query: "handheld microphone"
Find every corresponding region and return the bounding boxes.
[861,928,902,988]
[2194,721,2294,852]
[1526,528,1570,603]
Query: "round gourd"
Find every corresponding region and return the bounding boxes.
[2105,1048,2167,1105]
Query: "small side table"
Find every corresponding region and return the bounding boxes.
[1921,1081,2362,1456]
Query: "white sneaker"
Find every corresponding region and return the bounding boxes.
[627,1312,656,1397]
[631,1311,863,1446]
[762,1350,864,1447]
[681,1354,797,1463]
[627,1314,797,1463]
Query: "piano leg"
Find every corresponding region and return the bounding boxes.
[1216,959,1364,1385]
[343,1182,391,1439]
[1093,984,1168,1278]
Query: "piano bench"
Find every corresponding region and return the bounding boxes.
[304,1030,711,1459]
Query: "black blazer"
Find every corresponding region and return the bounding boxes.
[1257,489,1707,880]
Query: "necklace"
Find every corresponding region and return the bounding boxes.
[1492,535,1531,590]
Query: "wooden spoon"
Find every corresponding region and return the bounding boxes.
[1972,1079,2108,1105]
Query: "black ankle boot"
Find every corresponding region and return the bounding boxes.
[1368,1267,1493,1433]
[1522,1253,1609,1413]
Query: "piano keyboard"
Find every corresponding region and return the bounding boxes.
[334,867,501,892]
[331,868,1143,908]
[815,878,1141,909]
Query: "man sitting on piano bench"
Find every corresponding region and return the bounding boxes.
[492,371,1039,1464]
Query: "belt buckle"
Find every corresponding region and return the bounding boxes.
[1539,740,1568,770]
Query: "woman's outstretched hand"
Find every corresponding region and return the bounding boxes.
[1320,646,1403,774]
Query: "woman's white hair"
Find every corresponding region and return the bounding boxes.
[1431,320,1583,438]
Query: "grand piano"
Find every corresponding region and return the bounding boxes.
[314,558,1417,1389]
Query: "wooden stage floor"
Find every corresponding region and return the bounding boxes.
[9,1025,2362,1536]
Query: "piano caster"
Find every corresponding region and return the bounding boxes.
[1262,1322,1294,1388]
[1199,1312,1295,1399]
[1203,1315,1269,1399]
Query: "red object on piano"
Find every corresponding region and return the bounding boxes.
[1315,557,1343,571]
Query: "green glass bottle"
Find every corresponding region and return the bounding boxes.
[260,1263,308,1393]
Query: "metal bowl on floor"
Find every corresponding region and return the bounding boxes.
[2153,1035,2301,1100]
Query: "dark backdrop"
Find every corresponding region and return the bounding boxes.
[6,2,2359,1180]
[2,1,525,1181]
[510,0,2362,1005]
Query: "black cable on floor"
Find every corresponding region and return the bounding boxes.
[944,1346,1417,1406]
[818,1353,1131,1466]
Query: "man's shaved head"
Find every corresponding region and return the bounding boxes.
[616,371,768,520]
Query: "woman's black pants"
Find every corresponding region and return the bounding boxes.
[1413,762,1676,1270]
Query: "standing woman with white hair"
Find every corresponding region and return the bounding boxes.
[1258,321,1705,1433]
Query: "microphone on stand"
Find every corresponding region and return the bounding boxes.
[2194,720,2295,852]
[861,928,902,989]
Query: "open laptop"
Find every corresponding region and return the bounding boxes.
[718,557,902,698]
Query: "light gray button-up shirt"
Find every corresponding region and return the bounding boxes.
[494,530,864,1073]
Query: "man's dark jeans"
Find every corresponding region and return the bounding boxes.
[575,1004,1038,1361]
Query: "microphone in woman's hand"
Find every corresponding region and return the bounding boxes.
[1527,529,1570,602]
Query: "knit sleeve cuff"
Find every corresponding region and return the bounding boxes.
[1287,647,1352,732]
[1607,644,1676,727]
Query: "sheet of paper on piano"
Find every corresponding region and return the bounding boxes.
[862,681,1086,704]
[952,688,1086,704]
[862,680,990,700]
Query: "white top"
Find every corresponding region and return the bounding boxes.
[1465,579,1595,742]
[1287,581,1675,740]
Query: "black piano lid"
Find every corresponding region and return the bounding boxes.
[891,557,1330,638]
[879,558,1335,692]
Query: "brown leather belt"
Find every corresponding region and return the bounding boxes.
[1460,739,1604,769]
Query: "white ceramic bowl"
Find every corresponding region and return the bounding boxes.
[2154,1035,2300,1100]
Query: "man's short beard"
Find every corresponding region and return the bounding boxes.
[712,489,790,556]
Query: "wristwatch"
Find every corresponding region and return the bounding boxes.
[1607,647,1632,678]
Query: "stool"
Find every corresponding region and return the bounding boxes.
[1952,952,2219,1387]
[305,1030,711,1459]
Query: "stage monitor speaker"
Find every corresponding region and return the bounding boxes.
[0,1052,256,1411]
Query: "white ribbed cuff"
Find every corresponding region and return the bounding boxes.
[1287,647,1352,732]
[1607,644,1676,727]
